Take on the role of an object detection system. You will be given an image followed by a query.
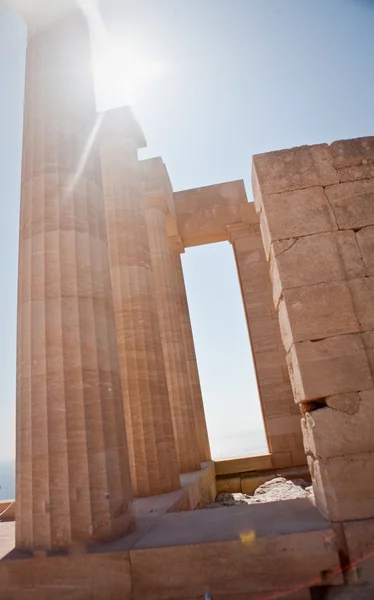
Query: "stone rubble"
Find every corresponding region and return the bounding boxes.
[204,477,314,508]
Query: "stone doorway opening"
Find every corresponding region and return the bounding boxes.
[181,241,268,461]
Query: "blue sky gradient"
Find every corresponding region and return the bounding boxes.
[0,0,374,460]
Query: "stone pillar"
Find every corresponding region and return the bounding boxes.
[253,139,374,521]
[16,14,133,552]
[99,108,180,497]
[227,219,305,470]
[142,198,200,473]
[169,238,211,463]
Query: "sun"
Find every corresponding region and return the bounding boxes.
[78,0,165,110]
[92,39,165,110]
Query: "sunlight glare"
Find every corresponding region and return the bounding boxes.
[92,40,165,109]
[78,0,166,111]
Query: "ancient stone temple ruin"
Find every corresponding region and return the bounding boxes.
[1,3,374,599]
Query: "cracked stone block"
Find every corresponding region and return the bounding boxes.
[308,451,374,521]
[324,179,374,230]
[278,281,359,351]
[302,390,374,459]
[270,232,364,307]
[349,277,374,332]
[356,226,374,275]
[287,334,373,403]
[259,188,338,259]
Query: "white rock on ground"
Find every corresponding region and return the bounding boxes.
[204,477,314,508]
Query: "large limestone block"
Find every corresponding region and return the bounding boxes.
[131,524,341,598]
[252,144,339,204]
[324,179,374,230]
[330,136,374,167]
[0,551,132,600]
[287,334,373,403]
[349,277,374,331]
[258,187,337,258]
[343,518,374,584]
[302,391,374,459]
[308,451,374,521]
[279,281,359,351]
[271,231,365,306]
[356,226,374,275]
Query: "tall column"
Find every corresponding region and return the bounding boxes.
[99,108,180,497]
[16,14,133,552]
[253,140,374,522]
[227,220,305,470]
[170,238,211,463]
[142,195,200,473]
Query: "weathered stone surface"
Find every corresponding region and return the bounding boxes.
[0,550,133,600]
[216,477,241,494]
[308,451,374,521]
[325,179,374,230]
[279,281,359,351]
[330,136,374,167]
[252,144,338,201]
[335,230,366,279]
[330,137,374,183]
[271,233,345,305]
[287,334,373,402]
[356,226,374,275]
[349,277,374,331]
[343,518,374,584]
[325,392,360,414]
[173,180,248,246]
[271,230,364,304]
[131,503,342,597]
[260,187,337,257]
[302,391,374,459]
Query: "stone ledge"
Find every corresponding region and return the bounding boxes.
[0,499,342,599]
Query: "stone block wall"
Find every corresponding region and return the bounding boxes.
[253,137,374,524]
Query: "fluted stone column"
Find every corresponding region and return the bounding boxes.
[169,237,211,463]
[16,14,133,552]
[143,198,200,473]
[99,108,180,497]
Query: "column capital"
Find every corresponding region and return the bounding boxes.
[168,235,185,254]
[226,222,260,244]
[142,192,169,214]
[100,106,147,150]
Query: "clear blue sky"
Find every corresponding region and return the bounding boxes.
[1,0,374,461]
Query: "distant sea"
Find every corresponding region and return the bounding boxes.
[0,461,15,501]
[210,429,268,461]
